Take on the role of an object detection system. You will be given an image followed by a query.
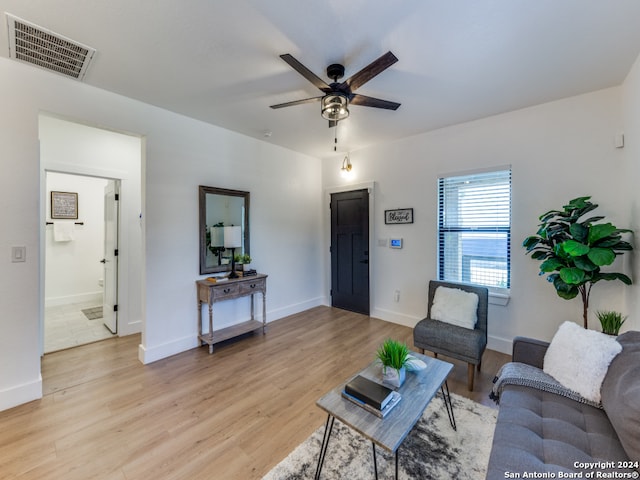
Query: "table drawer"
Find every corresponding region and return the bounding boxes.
[239,278,266,294]
[212,283,240,300]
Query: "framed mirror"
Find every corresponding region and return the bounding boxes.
[199,186,250,275]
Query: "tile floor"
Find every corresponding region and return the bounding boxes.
[44,301,116,353]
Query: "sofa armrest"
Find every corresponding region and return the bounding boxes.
[512,336,549,368]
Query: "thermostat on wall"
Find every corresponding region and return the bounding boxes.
[390,238,403,249]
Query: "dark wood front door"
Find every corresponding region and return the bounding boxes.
[330,189,370,315]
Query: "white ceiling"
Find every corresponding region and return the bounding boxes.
[3,1,640,159]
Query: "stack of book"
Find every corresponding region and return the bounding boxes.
[342,375,402,418]
[243,269,257,276]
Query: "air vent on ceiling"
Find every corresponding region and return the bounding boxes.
[6,13,95,81]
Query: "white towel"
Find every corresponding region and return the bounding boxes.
[53,222,75,242]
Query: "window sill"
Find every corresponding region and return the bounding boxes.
[489,290,510,306]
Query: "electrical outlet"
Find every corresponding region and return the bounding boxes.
[11,246,26,263]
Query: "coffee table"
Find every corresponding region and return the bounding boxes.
[314,352,455,480]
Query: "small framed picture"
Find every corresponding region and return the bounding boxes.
[385,208,413,224]
[51,191,78,219]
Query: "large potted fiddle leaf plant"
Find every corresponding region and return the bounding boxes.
[523,197,633,329]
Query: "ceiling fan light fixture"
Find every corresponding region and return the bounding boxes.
[321,94,349,121]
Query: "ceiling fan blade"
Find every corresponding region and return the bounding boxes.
[350,94,401,110]
[270,96,322,109]
[280,54,331,92]
[342,51,398,92]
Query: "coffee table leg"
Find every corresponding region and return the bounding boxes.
[371,442,378,480]
[395,449,399,479]
[315,414,335,480]
[440,381,457,431]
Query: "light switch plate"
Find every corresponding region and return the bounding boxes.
[11,246,26,263]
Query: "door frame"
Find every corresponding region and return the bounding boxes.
[323,181,375,313]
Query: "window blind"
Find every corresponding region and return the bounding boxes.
[438,168,511,289]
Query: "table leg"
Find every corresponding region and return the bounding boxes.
[440,381,457,430]
[315,414,335,480]
[371,442,378,480]
[207,301,214,354]
[395,448,399,479]
[261,291,266,335]
[197,300,202,344]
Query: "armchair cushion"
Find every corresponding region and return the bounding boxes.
[430,286,479,329]
[413,318,486,364]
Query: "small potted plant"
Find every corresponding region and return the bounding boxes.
[376,339,410,388]
[233,253,252,272]
[596,310,626,335]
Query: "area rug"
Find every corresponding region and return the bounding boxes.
[263,393,497,480]
[81,306,103,320]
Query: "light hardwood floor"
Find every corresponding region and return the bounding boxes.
[2,306,509,480]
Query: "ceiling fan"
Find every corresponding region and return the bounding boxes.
[270,51,401,127]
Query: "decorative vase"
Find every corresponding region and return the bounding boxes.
[382,366,406,388]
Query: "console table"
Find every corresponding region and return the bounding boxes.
[196,274,267,354]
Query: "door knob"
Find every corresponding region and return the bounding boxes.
[100,258,106,264]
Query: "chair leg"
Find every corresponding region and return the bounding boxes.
[477,360,482,372]
[467,363,475,391]
[434,352,438,358]
[419,348,425,354]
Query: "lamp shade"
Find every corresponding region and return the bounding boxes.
[223,226,242,248]
[210,226,224,247]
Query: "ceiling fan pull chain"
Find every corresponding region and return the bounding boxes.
[334,122,338,152]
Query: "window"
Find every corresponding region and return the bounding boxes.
[438,168,511,290]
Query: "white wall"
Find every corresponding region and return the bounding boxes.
[140,116,324,363]
[0,57,324,411]
[45,172,107,306]
[323,86,632,352]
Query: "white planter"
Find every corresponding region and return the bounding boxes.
[382,366,406,388]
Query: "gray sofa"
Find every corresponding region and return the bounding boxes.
[486,331,640,478]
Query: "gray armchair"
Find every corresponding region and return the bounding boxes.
[413,280,488,391]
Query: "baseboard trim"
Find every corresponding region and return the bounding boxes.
[487,335,512,355]
[138,335,199,364]
[45,291,102,308]
[370,308,421,328]
[267,297,325,323]
[0,375,42,412]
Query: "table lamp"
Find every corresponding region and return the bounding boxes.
[224,225,242,279]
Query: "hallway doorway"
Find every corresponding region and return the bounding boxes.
[39,113,143,358]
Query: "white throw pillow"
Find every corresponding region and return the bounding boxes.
[543,321,622,404]
[430,286,479,330]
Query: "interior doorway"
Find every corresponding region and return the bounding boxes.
[43,172,119,352]
[39,113,143,359]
